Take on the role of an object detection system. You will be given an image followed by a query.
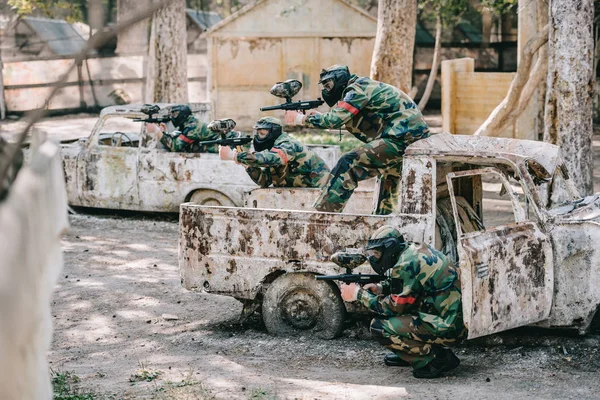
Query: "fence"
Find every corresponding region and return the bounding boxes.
[2,54,208,113]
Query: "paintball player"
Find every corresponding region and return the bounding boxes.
[217,117,330,188]
[284,65,430,214]
[146,105,223,153]
[339,225,465,379]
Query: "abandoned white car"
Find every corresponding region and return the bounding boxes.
[59,104,340,212]
[180,133,600,340]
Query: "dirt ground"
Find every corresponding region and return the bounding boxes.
[3,113,600,399]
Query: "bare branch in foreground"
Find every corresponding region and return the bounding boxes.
[0,0,174,184]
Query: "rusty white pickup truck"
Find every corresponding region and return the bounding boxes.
[59,104,340,212]
[179,133,600,340]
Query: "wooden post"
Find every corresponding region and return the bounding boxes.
[441,58,474,134]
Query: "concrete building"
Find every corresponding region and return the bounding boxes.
[203,0,377,128]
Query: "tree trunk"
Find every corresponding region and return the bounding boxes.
[544,0,594,196]
[481,6,493,47]
[145,0,189,103]
[116,0,151,55]
[474,25,549,137]
[418,12,441,111]
[370,0,416,93]
[535,0,549,140]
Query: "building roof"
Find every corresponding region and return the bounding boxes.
[202,0,376,37]
[416,22,435,46]
[186,9,222,31]
[21,16,86,56]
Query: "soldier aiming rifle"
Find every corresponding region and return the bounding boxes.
[142,104,233,153]
[337,225,465,379]
[215,116,330,188]
[283,65,431,215]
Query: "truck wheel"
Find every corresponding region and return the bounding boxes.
[189,190,234,206]
[262,273,345,339]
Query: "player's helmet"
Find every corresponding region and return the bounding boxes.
[170,105,192,128]
[318,65,351,107]
[364,225,407,275]
[253,116,283,152]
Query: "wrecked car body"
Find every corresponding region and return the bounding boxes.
[59,104,340,212]
[179,133,600,339]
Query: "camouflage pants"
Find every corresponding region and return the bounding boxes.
[370,315,464,369]
[312,138,407,215]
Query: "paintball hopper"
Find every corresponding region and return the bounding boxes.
[269,79,302,101]
[330,251,367,272]
[140,104,161,116]
[208,118,236,134]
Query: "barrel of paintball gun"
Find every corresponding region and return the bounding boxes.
[316,274,383,285]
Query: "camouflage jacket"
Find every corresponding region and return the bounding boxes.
[357,242,463,336]
[306,75,430,145]
[160,115,219,153]
[236,133,330,188]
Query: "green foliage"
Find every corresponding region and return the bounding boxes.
[249,387,279,400]
[129,368,162,383]
[418,0,470,27]
[8,0,83,22]
[481,0,518,15]
[290,130,363,153]
[51,370,98,400]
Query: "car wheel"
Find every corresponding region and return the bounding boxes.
[262,272,345,339]
[189,190,235,206]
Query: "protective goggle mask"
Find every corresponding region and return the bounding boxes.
[319,78,334,92]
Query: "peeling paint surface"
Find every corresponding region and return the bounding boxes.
[179,205,429,299]
[59,105,340,212]
[180,133,600,336]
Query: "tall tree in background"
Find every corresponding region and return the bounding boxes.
[146,0,188,103]
[474,0,548,137]
[417,0,468,110]
[544,0,594,196]
[370,0,416,93]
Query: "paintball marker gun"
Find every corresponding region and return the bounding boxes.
[133,104,172,124]
[316,250,384,285]
[260,79,324,113]
[199,119,252,147]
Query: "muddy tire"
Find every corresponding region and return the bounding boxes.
[189,190,234,206]
[262,272,345,339]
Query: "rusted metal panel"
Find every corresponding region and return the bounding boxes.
[457,223,554,339]
[60,104,266,211]
[179,205,431,299]
[243,179,376,215]
[447,167,553,339]
[179,133,600,336]
[541,221,600,333]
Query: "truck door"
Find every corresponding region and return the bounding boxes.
[446,167,553,339]
[79,116,140,209]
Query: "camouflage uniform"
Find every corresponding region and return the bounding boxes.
[306,73,430,214]
[357,242,465,368]
[236,132,330,188]
[160,114,222,153]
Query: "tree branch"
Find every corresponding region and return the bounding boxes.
[474,23,549,137]
[0,0,174,185]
